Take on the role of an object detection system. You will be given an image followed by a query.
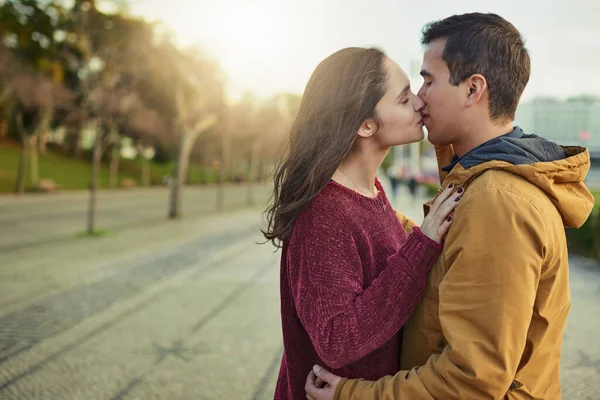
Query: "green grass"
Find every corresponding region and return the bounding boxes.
[0,143,224,193]
[74,229,112,238]
[566,190,600,260]
[0,146,157,192]
[592,191,600,206]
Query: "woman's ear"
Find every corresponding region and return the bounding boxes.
[357,119,378,138]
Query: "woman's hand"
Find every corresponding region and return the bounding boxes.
[419,183,462,242]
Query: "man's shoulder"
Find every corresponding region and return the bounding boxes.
[457,170,560,232]
[466,169,551,207]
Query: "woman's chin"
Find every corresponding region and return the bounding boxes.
[413,128,426,142]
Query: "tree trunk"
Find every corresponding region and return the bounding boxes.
[246,142,261,206]
[29,134,39,187]
[38,130,48,153]
[109,143,120,188]
[142,157,151,186]
[15,113,28,194]
[87,133,102,234]
[73,125,82,157]
[0,118,7,139]
[246,149,253,206]
[37,108,52,154]
[38,107,52,154]
[168,114,217,219]
[30,106,52,186]
[168,131,191,219]
[107,122,121,188]
[71,126,83,159]
[15,137,29,195]
[72,108,86,158]
[217,135,232,212]
[216,167,224,212]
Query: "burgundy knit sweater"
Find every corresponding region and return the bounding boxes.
[274,180,442,399]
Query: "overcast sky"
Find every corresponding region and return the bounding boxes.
[127,0,600,102]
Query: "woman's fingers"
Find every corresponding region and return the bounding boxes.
[429,182,455,213]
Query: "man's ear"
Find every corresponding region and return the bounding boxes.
[465,74,487,107]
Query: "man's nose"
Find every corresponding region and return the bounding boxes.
[417,84,426,100]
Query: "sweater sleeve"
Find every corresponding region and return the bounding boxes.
[288,207,442,369]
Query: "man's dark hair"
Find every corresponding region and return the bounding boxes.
[422,13,530,121]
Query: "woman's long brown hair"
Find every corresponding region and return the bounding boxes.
[262,47,388,249]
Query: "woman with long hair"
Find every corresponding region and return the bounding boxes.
[263,47,460,399]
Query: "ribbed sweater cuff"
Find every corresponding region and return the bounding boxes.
[401,227,443,277]
[412,226,444,250]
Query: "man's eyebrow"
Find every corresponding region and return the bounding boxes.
[420,70,432,77]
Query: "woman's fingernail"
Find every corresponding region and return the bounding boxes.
[447,215,452,222]
[457,187,464,194]
[313,365,321,373]
[455,196,461,202]
[448,182,454,189]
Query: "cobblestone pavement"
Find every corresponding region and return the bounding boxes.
[0,186,598,399]
[0,207,282,399]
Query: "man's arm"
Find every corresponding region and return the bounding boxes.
[333,186,547,400]
[395,211,417,234]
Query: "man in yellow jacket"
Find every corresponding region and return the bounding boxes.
[305,12,594,400]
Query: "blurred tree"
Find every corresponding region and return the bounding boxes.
[212,91,300,208]
[166,46,224,219]
[217,93,258,208]
[0,47,72,193]
[128,104,169,186]
[257,93,301,180]
[58,0,172,232]
[0,0,282,227]
[0,0,75,190]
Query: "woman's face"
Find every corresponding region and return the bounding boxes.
[370,57,426,147]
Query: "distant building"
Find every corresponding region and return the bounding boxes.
[515,97,600,158]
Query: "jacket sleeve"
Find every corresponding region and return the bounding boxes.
[395,211,417,234]
[289,208,441,369]
[336,186,548,399]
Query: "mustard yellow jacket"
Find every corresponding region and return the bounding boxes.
[336,144,594,400]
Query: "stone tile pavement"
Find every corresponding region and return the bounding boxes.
[0,184,598,399]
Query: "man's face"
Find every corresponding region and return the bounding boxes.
[417,39,465,146]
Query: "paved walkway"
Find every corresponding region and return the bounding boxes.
[0,183,272,251]
[0,185,598,399]
[0,207,281,399]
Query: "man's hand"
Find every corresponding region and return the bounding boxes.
[305,365,342,400]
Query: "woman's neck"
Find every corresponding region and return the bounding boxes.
[332,146,389,198]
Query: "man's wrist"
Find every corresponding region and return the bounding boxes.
[334,378,349,400]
